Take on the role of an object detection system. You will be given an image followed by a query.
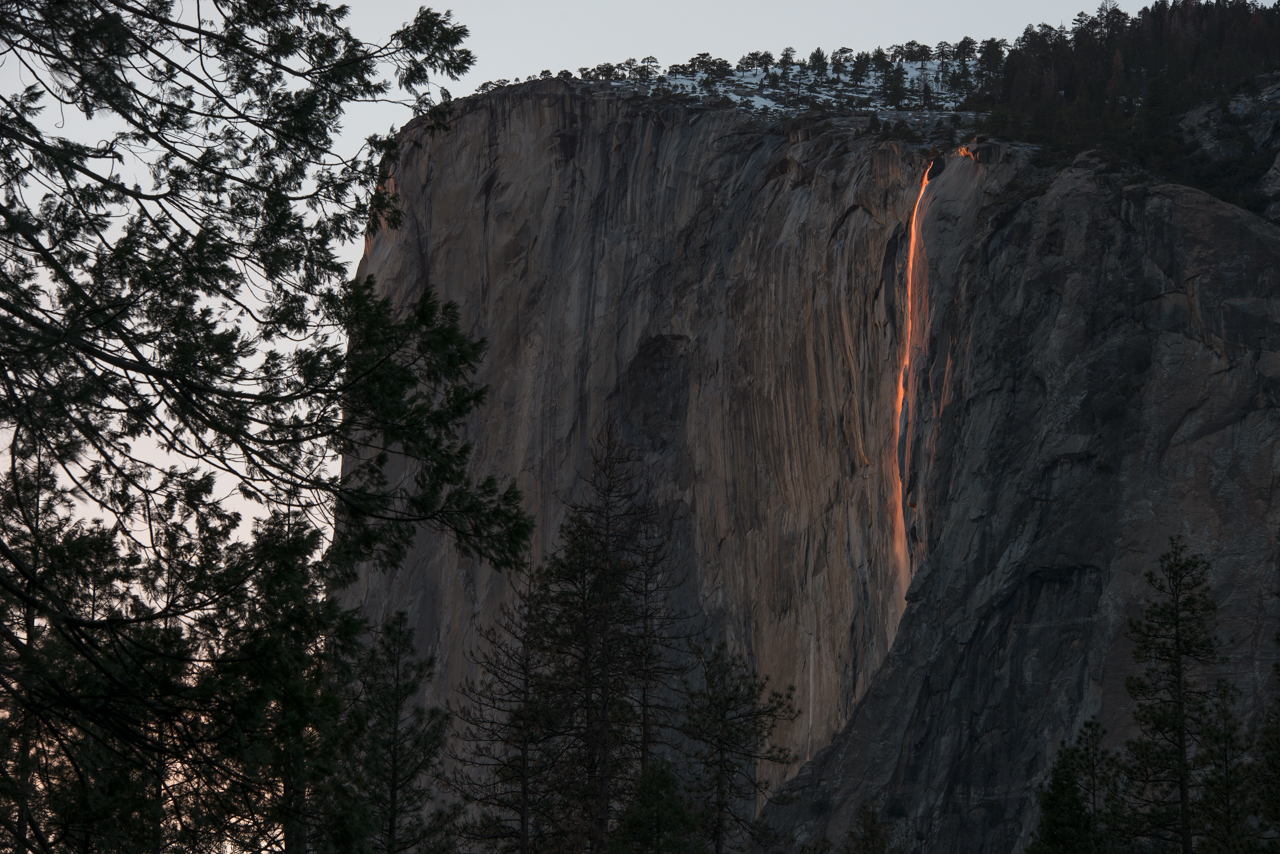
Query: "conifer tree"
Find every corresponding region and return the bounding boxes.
[880,64,908,108]
[1028,720,1124,854]
[350,612,455,854]
[450,584,559,854]
[607,762,703,854]
[1027,534,1268,854]
[452,425,692,853]
[779,48,796,77]
[1257,603,1280,838]
[1122,536,1219,854]
[808,49,829,78]
[620,488,692,773]
[1260,598,1280,841]
[213,512,370,854]
[1028,745,1092,854]
[679,643,796,854]
[831,48,852,80]
[529,424,659,850]
[1197,681,1262,853]
[1259,691,1280,838]
[1071,721,1126,850]
[850,52,872,88]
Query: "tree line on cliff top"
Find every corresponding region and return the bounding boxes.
[505,0,1280,213]
[526,0,1280,133]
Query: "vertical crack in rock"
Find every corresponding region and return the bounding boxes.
[346,80,1280,854]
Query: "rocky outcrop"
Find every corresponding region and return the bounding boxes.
[1179,72,1280,219]
[768,146,1280,852]
[346,79,1280,853]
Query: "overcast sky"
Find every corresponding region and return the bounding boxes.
[351,0,1146,97]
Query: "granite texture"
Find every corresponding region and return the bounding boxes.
[346,79,1280,853]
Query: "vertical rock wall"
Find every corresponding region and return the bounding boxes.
[770,152,1280,852]
[345,80,1280,852]
[345,80,925,776]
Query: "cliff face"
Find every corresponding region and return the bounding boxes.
[347,80,1280,853]
[768,148,1280,852]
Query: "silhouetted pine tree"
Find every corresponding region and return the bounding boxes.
[449,585,558,854]
[529,423,662,850]
[453,424,691,853]
[1259,689,1280,838]
[1197,681,1263,853]
[349,612,455,854]
[880,64,908,108]
[808,49,829,78]
[1029,745,1093,854]
[607,762,703,854]
[1029,721,1123,854]
[1121,536,1219,854]
[679,642,796,854]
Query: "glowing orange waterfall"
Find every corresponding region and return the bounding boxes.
[890,172,931,604]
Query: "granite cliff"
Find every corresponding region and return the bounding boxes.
[345,79,1280,853]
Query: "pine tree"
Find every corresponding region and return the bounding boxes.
[679,642,796,854]
[880,64,908,108]
[613,445,693,775]
[213,512,370,854]
[1072,722,1126,851]
[1197,681,1262,853]
[808,48,829,78]
[528,424,659,851]
[1028,745,1092,854]
[850,52,872,88]
[450,584,559,854]
[1258,607,1280,839]
[454,425,703,853]
[629,531,691,774]
[608,762,703,854]
[1259,693,1280,839]
[779,48,796,77]
[350,612,455,854]
[1122,536,1220,854]
[1028,720,1123,854]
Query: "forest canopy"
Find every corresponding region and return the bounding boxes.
[978,0,1280,209]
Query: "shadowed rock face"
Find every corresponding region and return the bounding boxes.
[346,80,1280,853]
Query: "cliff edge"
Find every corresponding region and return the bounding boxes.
[346,80,1280,853]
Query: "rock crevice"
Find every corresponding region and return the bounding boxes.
[348,80,1280,853]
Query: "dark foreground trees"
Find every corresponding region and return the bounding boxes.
[451,426,796,854]
[1,2,532,851]
[1122,539,1221,853]
[349,613,456,854]
[680,643,795,854]
[1030,537,1278,853]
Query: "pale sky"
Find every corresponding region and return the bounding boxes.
[349,0,1146,97]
